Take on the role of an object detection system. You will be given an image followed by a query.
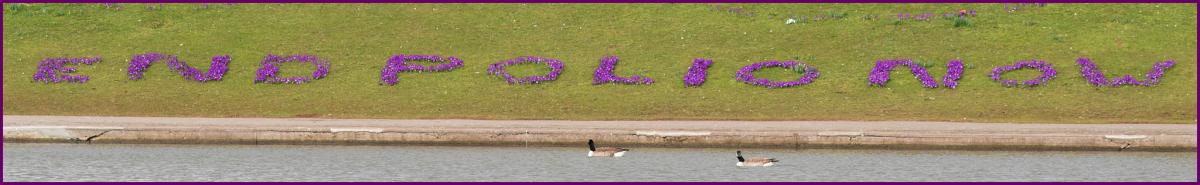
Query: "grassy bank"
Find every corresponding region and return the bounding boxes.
[3,4,1196,123]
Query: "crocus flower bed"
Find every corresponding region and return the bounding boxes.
[592,56,654,85]
[487,56,564,85]
[32,57,101,83]
[783,12,850,24]
[897,13,937,21]
[683,58,713,87]
[380,54,465,86]
[943,60,964,89]
[867,59,964,89]
[898,10,976,22]
[951,9,977,17]
[254,54,331,84]
[127,53,230,82]
[29,53,1181,90]
[1004,3,1047,12]
[990,60,1057,87]
[1076,58,1176,87]
[712,5,755,17]
[735,60,820,88]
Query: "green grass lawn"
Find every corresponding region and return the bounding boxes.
[3,3,1196,123]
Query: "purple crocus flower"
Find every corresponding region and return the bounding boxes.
[592,56,654,85]
[683,58,713,87]
[915,13,933,21]
[254,54,331,84]
[379,54,464,86]
[1076,58,1176,87]
[735,60,820,88]
[127,53,230,82]
[487,56,565,85]
[867,59,964,89]
[32,56,101,83]
[943,60,964,89]
[990,60,1057,87]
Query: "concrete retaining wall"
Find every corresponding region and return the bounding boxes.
[3,115,1195,151]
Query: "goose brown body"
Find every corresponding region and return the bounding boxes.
[739,157,780,167]
[588,139,629,157]
[736,150,778,167]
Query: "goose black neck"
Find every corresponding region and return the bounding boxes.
[736,151,744,162]
[588,140,596,151]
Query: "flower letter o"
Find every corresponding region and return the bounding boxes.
[486,56,565,85]
[735,60,820,88]
[990,60,1057,87]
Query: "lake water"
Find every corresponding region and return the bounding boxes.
[3,143,1195,182]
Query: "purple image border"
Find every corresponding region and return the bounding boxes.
[0,0,1196,184]
[2,0,1200,3]
[3,182,1196,185]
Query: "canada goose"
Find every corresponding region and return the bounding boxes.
[587,139,628,157]
[736,150,778,167]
